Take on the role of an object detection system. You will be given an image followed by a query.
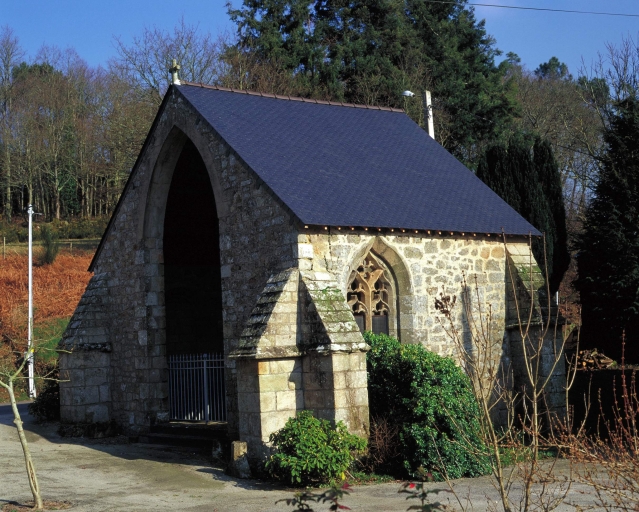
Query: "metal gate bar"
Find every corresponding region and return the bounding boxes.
[168,353,227,422]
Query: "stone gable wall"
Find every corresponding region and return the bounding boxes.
[60,89,298,435]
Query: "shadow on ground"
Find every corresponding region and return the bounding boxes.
[0,402,280,493]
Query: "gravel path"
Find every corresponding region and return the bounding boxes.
[0,403,599,511]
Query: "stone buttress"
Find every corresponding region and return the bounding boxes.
[230,268,369,462]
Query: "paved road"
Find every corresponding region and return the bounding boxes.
[0,403,598,511]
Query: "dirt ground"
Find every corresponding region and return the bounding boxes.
[1,403,600,511]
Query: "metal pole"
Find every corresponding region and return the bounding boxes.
[27,205,36,398]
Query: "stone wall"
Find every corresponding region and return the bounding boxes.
[505,244,567,422]
[295,231,566,428]
[59,272,112,424]
[231,268,369,461]
[299,231,511,355]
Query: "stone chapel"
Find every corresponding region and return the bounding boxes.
[59,81,563,463]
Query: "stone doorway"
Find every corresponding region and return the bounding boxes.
[163,139,225,421]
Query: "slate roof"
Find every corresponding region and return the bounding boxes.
[179,83,539,236]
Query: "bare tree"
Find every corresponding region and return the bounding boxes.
[0,26,25,221]
[582,35,639,121]
[434,240,571,512]
[508,60,603,222]
[112,17,225,104]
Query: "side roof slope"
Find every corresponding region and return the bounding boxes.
[178,83,539,236]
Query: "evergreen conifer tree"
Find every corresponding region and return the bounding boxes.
[576,97,639,362]
[533,138,570,293]
[228,0,516,163]
[477,135,569,293]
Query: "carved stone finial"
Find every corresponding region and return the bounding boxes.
[169,59,181,85]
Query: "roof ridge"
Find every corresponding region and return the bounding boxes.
[178,81,405,113]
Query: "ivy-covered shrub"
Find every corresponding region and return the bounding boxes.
[266,411,367,486]
[365,332,490,479]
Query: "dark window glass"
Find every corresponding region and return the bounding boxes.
[372,315,389,335]
[354,314,365,333]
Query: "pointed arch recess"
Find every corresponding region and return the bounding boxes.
[143,124,229,242]
[345,237,415,343]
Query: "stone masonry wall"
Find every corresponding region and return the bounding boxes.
[296,231,565,426]
[231,267,369,461]
[59,272,112,424]
[299,230,512,357]
[505,244,567,421]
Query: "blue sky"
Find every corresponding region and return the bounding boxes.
[2,0,638,76]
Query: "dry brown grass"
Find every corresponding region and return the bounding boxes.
[0,251,93,346]
[0,251,93,401]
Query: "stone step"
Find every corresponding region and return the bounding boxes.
[137,432,216,452]
[138,422,230,458]
[149,421,227,438]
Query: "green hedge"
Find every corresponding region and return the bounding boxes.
[0,217,108,243]
[365,332,490,479]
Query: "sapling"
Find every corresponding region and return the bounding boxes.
[0,349,43,510]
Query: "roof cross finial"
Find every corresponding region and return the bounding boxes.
[169,59,181,86]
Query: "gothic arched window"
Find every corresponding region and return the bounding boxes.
[347,255,395,335]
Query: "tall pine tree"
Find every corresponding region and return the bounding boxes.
[576,97,639,362]
[477,135,569,294]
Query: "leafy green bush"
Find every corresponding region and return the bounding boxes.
[38,225,59,265]
[365,332,490,480]
[266,411,367,486]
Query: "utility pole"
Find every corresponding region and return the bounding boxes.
[402,90,435,140]
[27,204,35,398]
[422,90,435,140]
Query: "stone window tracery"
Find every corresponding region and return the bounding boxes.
[347,256,393,335]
